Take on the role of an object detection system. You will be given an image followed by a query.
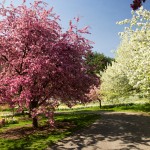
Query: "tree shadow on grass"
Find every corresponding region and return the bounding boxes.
[0,123,71,150]
[49,112,150,150]
[0,113,100,150]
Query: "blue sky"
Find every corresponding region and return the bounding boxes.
[4,0,150,57]
[48,0,132,58]
[46,0,150,57]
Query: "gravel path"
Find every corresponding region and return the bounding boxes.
[48,111,150,150]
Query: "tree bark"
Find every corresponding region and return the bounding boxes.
[30,100,38,128]
[98,99,102,109]
[28,112,31,118]
[33,116,38,128]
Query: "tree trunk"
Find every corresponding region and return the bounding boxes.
[28,112,32,118]
[30,100,38,128]
[33,116,38,128]
[28,107,32,118]
[98,99,102,109]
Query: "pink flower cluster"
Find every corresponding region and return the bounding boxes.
[131,0,146,10]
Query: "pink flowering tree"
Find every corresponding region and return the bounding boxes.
[87,86,102,108]
[131,0,146,10]
[0,0,99,128]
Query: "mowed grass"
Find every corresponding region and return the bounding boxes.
[0,102,149,149]
[0,112,100,150]
[100,103,150,113]
[57,103,150,114]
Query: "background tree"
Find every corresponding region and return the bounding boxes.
[100,61,133,102]
[0,0,99,128]
[85,52,113,107]
[86,52,114,75]
[116,7,150,98]
[86,52,114,108]
[101,7,150,102]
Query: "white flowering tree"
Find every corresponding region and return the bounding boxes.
[117,7,150,97]
[101,7,150,101]
[101,61,132,101]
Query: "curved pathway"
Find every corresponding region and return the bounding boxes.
[48,111,150,150]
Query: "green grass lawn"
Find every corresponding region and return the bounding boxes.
[0,112,100,150]
[100,103,150,113]
[56,103,150,115]
[0,101,149,150]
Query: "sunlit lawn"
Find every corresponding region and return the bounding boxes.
[0,100,150,150]
[0,112,100,150]
[102,103,150,113]
[57,102,150,114]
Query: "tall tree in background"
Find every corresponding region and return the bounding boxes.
[0,0,99,128]
[85,52,113,107]
[101,62,133,101]
[86,52,114,75]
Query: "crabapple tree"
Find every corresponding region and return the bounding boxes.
[117,7,150,97]
[101,7,150,102]
[100,61,133,101]
[0,0,99,128]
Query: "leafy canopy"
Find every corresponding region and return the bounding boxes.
[86,52,114,75]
